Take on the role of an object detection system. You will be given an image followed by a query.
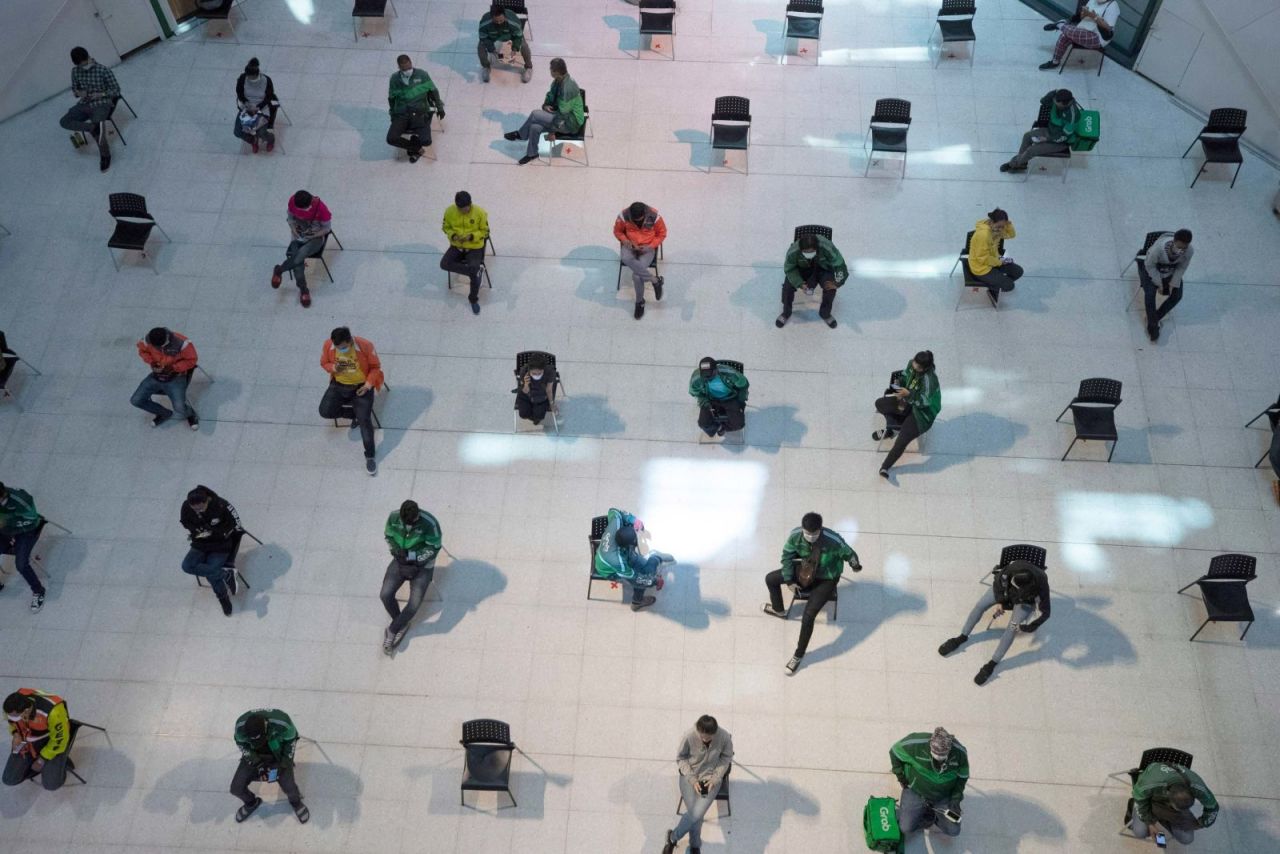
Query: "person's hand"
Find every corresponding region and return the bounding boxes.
[1019,622,1038,633]
[849,559,863,573]
[356,383,371,396]
[787,582,800,595]
[541,104,553,112]
[546,132,557,142]
[461,233,473,243]
[895,387,910,398]
[1001,256,1014,265]
[31,758,45,772]
[436,108,446,120]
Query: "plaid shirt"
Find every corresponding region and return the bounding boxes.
[71,61,120,107]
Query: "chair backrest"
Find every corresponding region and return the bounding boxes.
[640,0,676,10]
[109,193,153,222]
[1138,747,1193,772]
[515,350,558,377]
[1034,102,1053,128]
[938,0,975,16]
[590,514,609,544]
[999,544,1047,569]
[1074,377,1122,406]
[794,224,832,241]
[871,98,911,125]
[1138,230,1169,257]
[1203,108,1246,134]
[493,0,528,15]
[712,96,751,121]
[717,359,745,374]
[786,0,823,13]
[461,718,513,746]
[890,369,903,387]
[353,0,390,15]
[959,230,1001,259]
[1206,553,1257,582]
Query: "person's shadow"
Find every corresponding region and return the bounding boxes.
[377,386,434,457]
[482,109,535,160]
[801,579,928,668]
[753,19,785,56]
[887,413,1029,478]
[399,558,507,652]
[240,539,292,619]
[673,129,716,170]
[328,104,396,162]
[562,244,624,307]
[728,262,785,325]
[0,732,134,821]
[190,375,242,425]
[556,393,626,435]
[429,21,487,82]
[603,15,641,52]
[914,789,1066,850]
[739,405,808,452]
[651,562,731,630]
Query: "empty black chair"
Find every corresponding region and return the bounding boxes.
[782,0,823,61]
[287,231,345,285]
[544,89,590,165]
[638,0,677,59]
[353,0,397,43]
[512,350,565,433]
[1025,101,1072,181]
[460,719,517,808]
[676,763,732,816]
[710,96,751,174]
[107,193,170,274]
[494,0,531,39]
[1183,108,1246,189]
[193,528,261,591]
[1056,378,1122,462]
[864,98,911,178]
[587,514,612,600]
[933,0,976,67]
[951,230,1004,310]
[1178,553,1256,642]
[194,0,246,40]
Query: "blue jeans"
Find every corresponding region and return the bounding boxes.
[280,236,326,288]
[673,774,721,847]
[2,530,45,596]
[899,786,961,836]
[130,373,192,419]
[182,548,231,598]
[628,554,662,604]
[516,109,557,158]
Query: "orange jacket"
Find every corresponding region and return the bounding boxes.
[321,336,384,389]
[136,331,198,376]
[613,206,666,248]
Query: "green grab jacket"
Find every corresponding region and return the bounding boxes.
[780,527,858,583]
[890,732,969,804]
[783,235,848,288]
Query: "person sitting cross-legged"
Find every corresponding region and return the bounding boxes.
[180,485,243,617]
[614,201,667,320]
[593,508,675,611]
[270,190,332,308]
[58,46,119,172]
[318,326,384,475]
[503,57,583,165]
[1039,0,1119,71]
[440,190,490,316]
[380,500,442,654]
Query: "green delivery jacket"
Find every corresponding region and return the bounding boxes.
[783,236,848,288]
[388,68,443,117]
[689,364,749,407]
[780,527,858,584]
[1132,762,1218,827]
[594,508,645,579]
[384,510,442,561]
[896,361,941,433]
[0,487,41,535]
[544,76,584,135]
[479,12,525,50]
[890,732,969,804]
[234,708,298,769]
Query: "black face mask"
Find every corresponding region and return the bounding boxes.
[402,514,419,527]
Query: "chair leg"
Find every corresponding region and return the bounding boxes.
[320,257,333,283]
[1244,410,1269,428]
[1061,437,1078,461]
[1257,451,1269,469]
[195,365,215,383]
[506,789,517,808]
[119,96,137,118]
[1240,620,1253,641]
[1188,618,1210,642]
[67,767,88,785]
[1054,404,1071,423]
[109,249,120,272]
[1097,53,1104,76]
[949,257,960,277]
[1230,162,1241,189]
[1189,163,1204,188]
[1175,580,1198,594]
[329,232,344,250]
[1106,440,1116,463]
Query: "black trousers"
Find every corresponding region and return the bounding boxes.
[698,401,746,436]
[441,246,483,301]
[765,570,838,657]
[387,110,431,150]
[875,396,923,470]
[3,751,69,790]
[230,758,302,807]
[781,268,837,318]
[1138,266,1182,332]
[318,381,376,458]
[517,393,549,423]
[972,262,1023,295]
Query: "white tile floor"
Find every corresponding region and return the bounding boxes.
[1,0,1279,851]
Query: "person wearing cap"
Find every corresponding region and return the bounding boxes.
[1139,229,1193,342]
[593,508,675,612]
[131,327,199,429]
[180,485,243,617]
[890,727,969,838]
[0,482,47,613]
[236,57,278,129]
[966,208,1021,307]
[478,5,532,83]
[319,327,384,475]
[613,201,667,320]
[1039,0,1119,71]
[664,715,734,854]
[271,190,332,308]
[938,559,1051,685]
[380,500,443,653]
[1129,760,1218,844]
[1000,88,1080,173]
[502,57,583,165]
[387,54,444,163]
[440,191,491,315]
[873,351,941,479]
[4,688,71,790]
[762,512,861,675]
[778,232,847,329]
[689,357,749,437]
[515,353,555,425]
[231,708,307,824]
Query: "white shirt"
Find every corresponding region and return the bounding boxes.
[1076,0,1120,45]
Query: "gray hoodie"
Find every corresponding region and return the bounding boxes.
[676,727,733,785]
[1142,233,1193,290]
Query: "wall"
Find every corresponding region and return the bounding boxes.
[1135,0,1280,161]
[0,0,121,122]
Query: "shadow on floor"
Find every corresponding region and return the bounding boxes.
[801,578,928,668]
[973,594,1137,682]
[400,558,507,652]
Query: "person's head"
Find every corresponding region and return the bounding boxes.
[1168,783,1195,810]
[292,190,313,210]
[186,487,211,514]
[527,353,546,380]
[330,326,353,350]
[615,523,638,550]
[1008,567,1034,591]
[400,499,420,526]
[3,692,34,723]
[629,201,648,224]
[455,190,472,213]
[698,357,718,379]
[1053,88,1073,109]
[491,6,507,24]
[397,54,413,73]
[801,511,823,543]
[987,207,1009,235]
[549,57,568,80]
[1171,228,1192,256]
[695,714,719,744]
[146,327,170,348]
[929,727,955,766]
[244,57,261,78]
[242,713,268,746]
[798,234,819,260]
[70,47,89,67]
[911,350,934,373]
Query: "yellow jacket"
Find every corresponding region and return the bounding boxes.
[442,204,489,251]
[967,218,1015,276]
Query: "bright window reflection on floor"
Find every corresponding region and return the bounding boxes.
[287,0,315,24]
[1058,492,1214,571]
[641,458,768,562]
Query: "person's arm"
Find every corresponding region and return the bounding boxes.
[476,208,489,241]
[676,734,695,779]
[419,513,443,553]
[39,702,70,760]
[653,216,667,246]
[362,341,384,389]
[1169,245,1192,290]
[732,371,749,404]
[613,216,628,246]
[689,372,709,407]
[1141,238,1167,284]
[710,732,733,784]
[780,533,799,582]
[783,246,803,287]
[320,342,336,376]
[102,66,121,100]
[951,751,970,802]
[1188,770,1218,827]
[1131,774,1157,823]
[172,339,198,375]
[889,742,909,787]
[261,76,276,108]
[236,74,247,105]
[827,243,849,285]
[442,208,460,244]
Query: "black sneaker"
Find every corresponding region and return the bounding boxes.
[634,303,645,320]
[383,628,395,655]
[872,428,896,441]
[99,152,111,172]
[408,151,420,163]
[504,131,521,141]
[151,413,171,428]
[974,661,996,685]
[823,315,837,329]
[654,276,664,300]
[293,802,310,824]
[225,570,238,596]
[1148,325,1160,342]
[235,796,262,822]
[631,595,656,612]
[30,593,45,613]
[187,413,200,430]
[517,154,538,165]
[1043,21,1061,31]
[365,456,378,476]
[1038,60,1059,71]
[218,594,232,617]
[775,312,790,328]
[938,635,967,656]
[470,301,480,315]
[784,654,802,675]
[879,467,890,480]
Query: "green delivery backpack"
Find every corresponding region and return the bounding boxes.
[1072,110,1100,151]
[863,796,904,853]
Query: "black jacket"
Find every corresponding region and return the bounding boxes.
[180,488,240,554]
[993,560,1051,630]
[235,73,276,109]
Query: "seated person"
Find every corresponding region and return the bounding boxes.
[966,209,1021,305]
[938,559,1051,686]
[387,54,444,163]
[440,190,490,315]
[0,482,47,611]
[233,103,273,153]
[593,508,675,612]
[271,190,332,308]
[232,709,307,824]
[58,47,119,172]
[515,354,554,425]
[131,327,199,429]
[777,233,847,329]
[318,326,384,475]
[380,500,442,653]
[236,57,278,129]
[614,201,667,320]
[503,57,584,165]
[689,357,748,437]
[1139,229,1192,342]
[1040,0,1119,71]
[1000,89,1079,173]
[3,689,71,790]
[479,6,532,83]
[873,350,942,478]
[180,485,242,617]
[1129,760,1217,845]
[891,728,968,838]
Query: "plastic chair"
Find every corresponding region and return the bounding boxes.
[710,96,751,174]
[1059,41,1105,76]
[542,89,590,166]
[864,98,911,178]
[981,543,1047,582]
[287,231,344,285]
[194,0,246,41]
[1057,378,1121,462]
[193,528,261,591]
[1178,553,1256,642]
[512,350,564,434]
[933,0,975,67]
[782,0,823,63]
[617,243,663,292]
[586,515,613,600]
[1183,108,1246,189]
[951,230,1005,311]
[460,719,517,808]
[353,0,397,43]
[1121,230,1175,310]
[675,764,732,817]
[638,0,677,60]
[0,335,43,409]
[107,193,170,274]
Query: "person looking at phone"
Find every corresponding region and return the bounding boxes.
[873,350,941,479]
[890,727,968,838]
[380,500,442,654]
[664,715,733,854]
[231,709,308,824]
[965,207,1022,305]
[938,558,1051,686]
[1129,760,1218,845]
[1139,229,1193,342]
[318,326,384,475]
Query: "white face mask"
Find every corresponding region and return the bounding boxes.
[801,250,817,260]
[7,714,23,722]
[530,372,543,381]
[802,530,820,544]
[400,69,413,81]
